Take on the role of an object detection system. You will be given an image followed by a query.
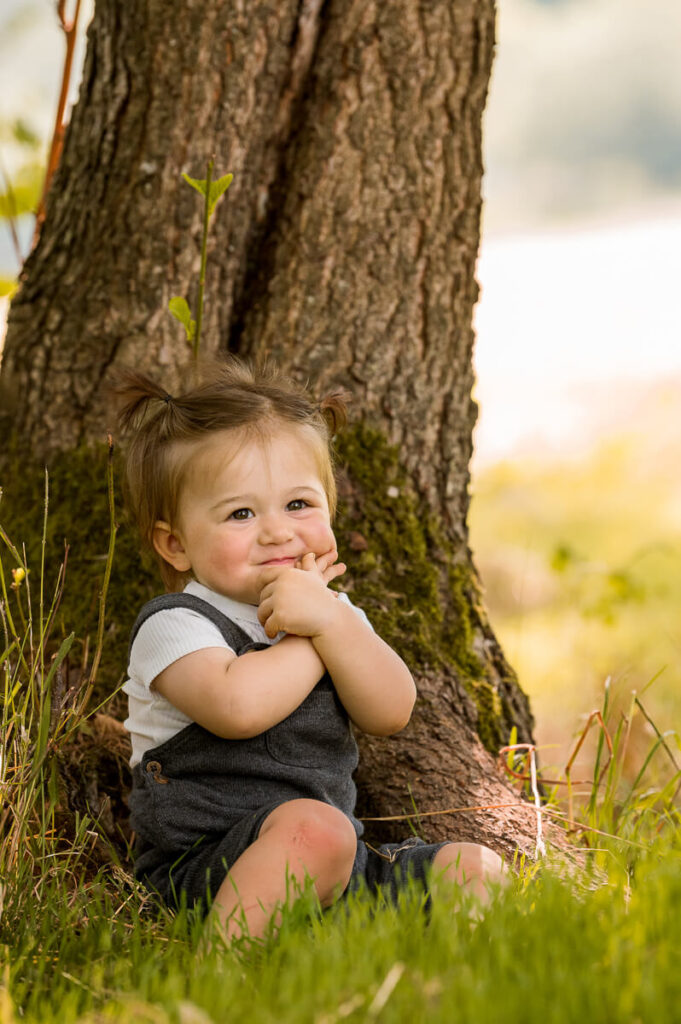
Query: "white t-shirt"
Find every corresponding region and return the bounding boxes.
[123,580,370,767]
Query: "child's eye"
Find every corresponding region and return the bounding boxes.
[229,508,253,521]
[287,499,309,512]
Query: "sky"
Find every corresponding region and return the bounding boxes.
[1,0,680,465]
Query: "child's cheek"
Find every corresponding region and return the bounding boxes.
[311,520,336,555]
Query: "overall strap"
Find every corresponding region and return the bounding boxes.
[128,593,258,661]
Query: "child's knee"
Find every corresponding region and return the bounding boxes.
[433,841,506,886]
[261,799,357,898]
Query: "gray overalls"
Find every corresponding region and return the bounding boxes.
[128,594,446,912]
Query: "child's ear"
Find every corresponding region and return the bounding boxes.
[152,521,192,573]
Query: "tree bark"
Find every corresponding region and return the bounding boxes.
[0,0,546,860]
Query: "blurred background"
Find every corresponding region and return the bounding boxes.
[1,0,680,782]
[472,0,681,782]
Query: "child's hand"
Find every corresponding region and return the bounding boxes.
[257,551,346,639]
[296,548,346,585]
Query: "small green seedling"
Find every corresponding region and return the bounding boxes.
[168,159,233,360]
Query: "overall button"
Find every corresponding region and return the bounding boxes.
[146,760,169,783]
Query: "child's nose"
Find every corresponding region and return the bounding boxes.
[258,513,294,545]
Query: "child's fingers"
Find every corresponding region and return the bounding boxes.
[314,548,338,574]
[258,578,276,601]
[257,595,274,626]
[258,565,287,588]
[314,547,345,584]
[298,551,318,573]
[257,596,280,636]
[257,587,273,619]
[321,561,346,584]
[298,548,343,583]
[257,567,292,602]
[261,612,279,639]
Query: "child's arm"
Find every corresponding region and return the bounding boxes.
[152,550,345,739]
[312,602,416,735]
[258,555,416,736]
[153,634,327,739]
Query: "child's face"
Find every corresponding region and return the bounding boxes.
[154,427,336,605]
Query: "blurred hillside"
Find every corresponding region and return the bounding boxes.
[484,0,681,231]
[470,377,681,778]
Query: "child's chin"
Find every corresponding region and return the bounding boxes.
[213,583,259,605]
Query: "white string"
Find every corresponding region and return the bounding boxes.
[529,746,547,857]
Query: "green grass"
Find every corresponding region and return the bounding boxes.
[4,836,681,1023]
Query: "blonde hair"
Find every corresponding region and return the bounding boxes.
[112,358,347,590]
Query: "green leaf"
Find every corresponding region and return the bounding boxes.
[0,277,17,298]
[47,758,61,808]
[168,296,196,341]
[0,161,43,218]
[182,171,233,216]
[42,633,75,695]
[181,173,207,199]
[13,118,41,149]
[207,173,234,216]
[506,725,518,770]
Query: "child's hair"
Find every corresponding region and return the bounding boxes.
[112,357,347,591]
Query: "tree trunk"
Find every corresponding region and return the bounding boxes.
[0,0,544,860]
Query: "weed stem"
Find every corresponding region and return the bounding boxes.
[194,158,214,361]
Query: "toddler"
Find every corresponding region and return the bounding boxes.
[118,358,504,939]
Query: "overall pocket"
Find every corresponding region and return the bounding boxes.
[265,688,355,769]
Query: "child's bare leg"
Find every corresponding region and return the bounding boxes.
[211,799,357,941]
[431,842,507,906]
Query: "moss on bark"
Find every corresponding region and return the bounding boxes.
[334,423,514,753]
[0,441,157,700]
